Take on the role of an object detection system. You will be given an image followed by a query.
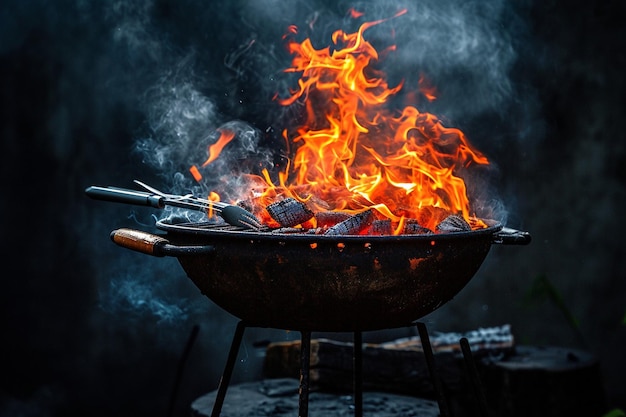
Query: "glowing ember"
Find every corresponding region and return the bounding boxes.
[194,11,490,233]
[189,128,236,182]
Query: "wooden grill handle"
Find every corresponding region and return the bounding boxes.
[110,228,215,257]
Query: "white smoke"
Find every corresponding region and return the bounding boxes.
[101,277,189,324]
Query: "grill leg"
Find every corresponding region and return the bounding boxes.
[353,331,363,417]
[210,320,246,417]
[299,330,311,417]
[416,322,452,417]
[460,337,490,417]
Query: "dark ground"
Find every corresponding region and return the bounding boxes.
[191,379,440,417]
[1,1,625,416]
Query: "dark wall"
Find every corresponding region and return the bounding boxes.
[1,1,625,416]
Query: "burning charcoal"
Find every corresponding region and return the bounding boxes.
[266,198,314,227]
[324,210,375,236]
[270,227,308,234]
[403,220,434,235]
[314,211,351,228]
[370,219,392,235]
[436,214,471,233]
[236,200,254,213]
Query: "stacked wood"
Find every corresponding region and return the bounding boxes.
[262,325,606,416]
[263,325,514,398]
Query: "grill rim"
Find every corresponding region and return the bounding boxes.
[155,217,503,242]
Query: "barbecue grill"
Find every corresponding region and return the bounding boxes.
[88,183,530,417]
[110,217,529,332]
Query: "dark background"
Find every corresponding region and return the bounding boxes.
[1,0,625,416]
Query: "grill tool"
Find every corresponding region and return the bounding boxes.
[85,181,263,230]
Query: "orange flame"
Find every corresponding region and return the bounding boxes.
[268,14,488,231]
[418,74,437,102]
[203,129,236,167]
[189,129,236,182]
[348,8,364,19]
[192,12,490,232]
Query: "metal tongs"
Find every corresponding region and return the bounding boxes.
[85,180,263,230]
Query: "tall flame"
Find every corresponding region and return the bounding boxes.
[270,13,488,230]
[195,12,490,232]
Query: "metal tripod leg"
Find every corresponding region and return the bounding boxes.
[299,330,311,417]
[353,331,363,417]
[210,320,246,417]
[416,322,452,417]
[460,337,489,417]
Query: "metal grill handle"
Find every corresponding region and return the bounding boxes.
[492,227,531,245]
